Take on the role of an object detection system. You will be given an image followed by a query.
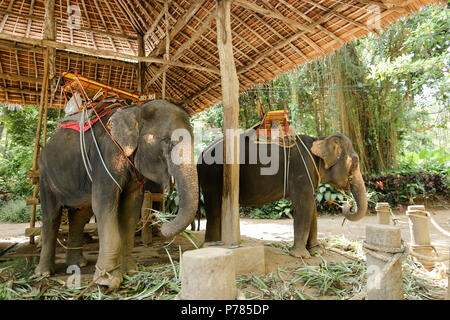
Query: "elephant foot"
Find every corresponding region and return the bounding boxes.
[121,257,138,274]
[289,246,311,259]
[66,252,88,268]
[94,265,123,292]
[307,244,324,256]
[34,262,55,277]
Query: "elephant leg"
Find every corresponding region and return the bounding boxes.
[306,207,323,256]
[66,206,93,267]
[35,183,61,276]
[92,189,123,291]
[289,196,314,259]
[118,189,143,274]
[204,187,222,242]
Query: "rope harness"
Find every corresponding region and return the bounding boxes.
[60,74,145,193]
[256,130,320,199]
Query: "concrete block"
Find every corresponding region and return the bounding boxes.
[178,248,236,300]
[203,242,266,276]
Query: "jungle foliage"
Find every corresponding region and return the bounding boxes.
[192,4,449,217]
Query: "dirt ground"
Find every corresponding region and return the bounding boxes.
[0,208,449,299]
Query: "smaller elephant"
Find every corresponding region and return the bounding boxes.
[198,131,367,258]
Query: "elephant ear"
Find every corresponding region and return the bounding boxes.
[109,108,139,157]
[310,135,343,169]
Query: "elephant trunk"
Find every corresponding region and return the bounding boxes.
[342,164,367,221]
[160,162,198,238]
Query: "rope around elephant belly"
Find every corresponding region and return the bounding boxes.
[292,135,319,195]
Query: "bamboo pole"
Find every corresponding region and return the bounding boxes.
[216,0,241,246]
[29,48,50,245]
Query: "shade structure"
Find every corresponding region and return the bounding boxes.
[0,0,444,114]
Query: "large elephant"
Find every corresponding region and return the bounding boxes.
[197,130,367,258]
[35,99,198,290]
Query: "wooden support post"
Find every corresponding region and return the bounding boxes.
[162,1,170,100]
[43,0,56,80]
[141,191,153,246]
[365,224,403,300]
[406,205,434,269]
[29,0,54,245]
[29,48,50,244]
[216,0,240,246]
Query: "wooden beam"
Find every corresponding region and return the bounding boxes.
[0,73,42,83]
[162,1,170,99]
[136,33,145,94]
[0,33,219,74]
[43,0,56,80]
[144,10,215,90]
[355,0,407,13]
[233,0,315,33]
[148,0,207,58]
[143,1,170,42]
[216,0,241,246]
[186,29,306,102]
[25,223,98,237]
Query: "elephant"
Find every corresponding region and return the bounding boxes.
[35,99,198,290]
[197,130,367,258]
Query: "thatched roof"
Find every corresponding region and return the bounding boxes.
[0,0,444,114]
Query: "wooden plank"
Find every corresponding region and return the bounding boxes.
[141,192,153,246]
[25,223,98,237]
[216,0,241,246]
[43,0,56,80]
[26,197,40,206]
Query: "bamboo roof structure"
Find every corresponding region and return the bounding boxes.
[0,0,444,115]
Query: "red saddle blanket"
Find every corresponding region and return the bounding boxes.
[60,98,126,132]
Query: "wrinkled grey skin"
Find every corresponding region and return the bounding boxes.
[198,131,367,258]
[35,100,198,290]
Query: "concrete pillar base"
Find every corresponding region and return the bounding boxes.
[203,241,266,276]
[177,247,237,300]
